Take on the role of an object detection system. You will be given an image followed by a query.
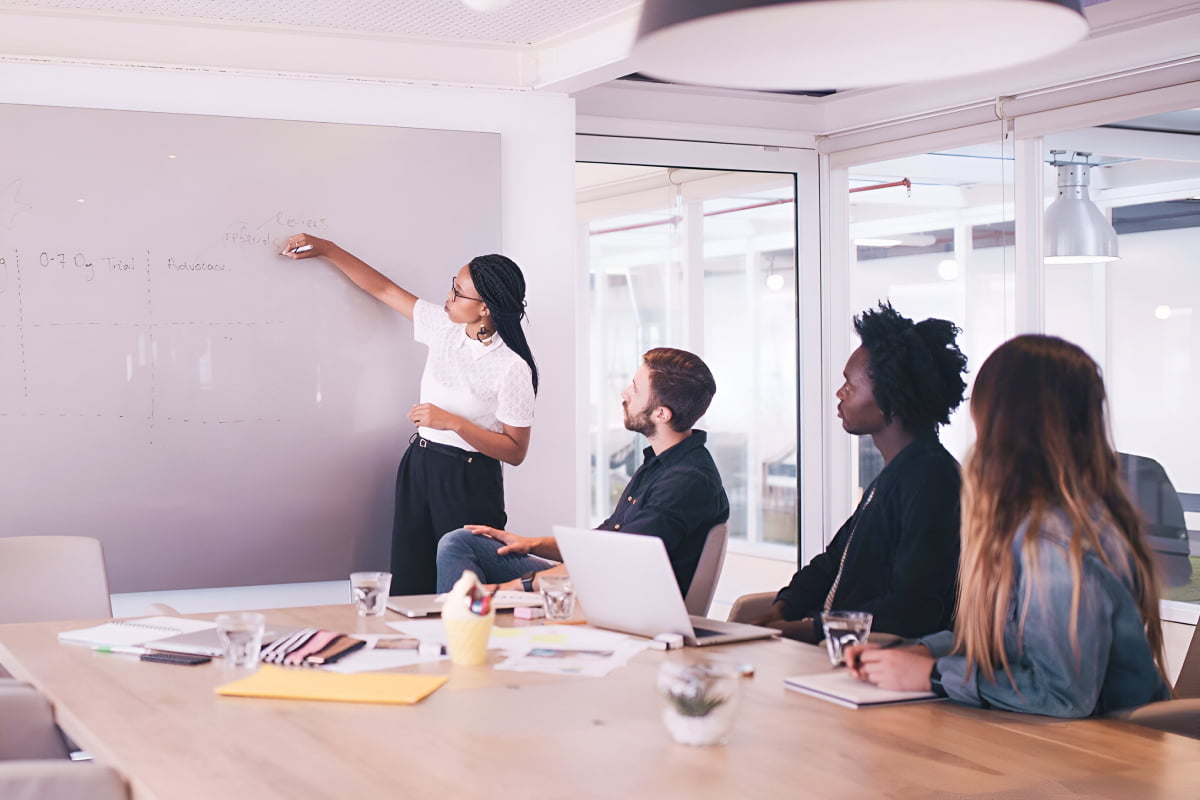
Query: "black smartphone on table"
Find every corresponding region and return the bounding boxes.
[140,652,212,666]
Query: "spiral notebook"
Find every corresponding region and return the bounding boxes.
[784,671,941,709]
[58,615,216,648]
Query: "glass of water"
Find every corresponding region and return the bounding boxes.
[538,573,576,621]
[216,611,266,669]
[350,571,392,617]
[820,610,873,667]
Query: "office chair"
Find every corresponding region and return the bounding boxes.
[728,591,776,624]
[683,524,729,617]
[1108,615,1200,739]
[1118,452,1192,587]
[0,683,70,760]
[0,536,112,624]
[0,762,129,800]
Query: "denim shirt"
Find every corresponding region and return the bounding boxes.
[921,509,1170,717]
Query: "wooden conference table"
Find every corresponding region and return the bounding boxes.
[1,605,1197,800]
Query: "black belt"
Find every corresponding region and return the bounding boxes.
[408,432,491,464]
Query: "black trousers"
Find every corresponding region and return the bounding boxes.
[390,435,506,595]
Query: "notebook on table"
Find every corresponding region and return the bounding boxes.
[58,616,216,648]
[784,670,942,709]
[551,525,779,647]
[387,591,543,618]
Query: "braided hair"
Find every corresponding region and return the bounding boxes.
[468,254,539,394]
[854,301,967,438]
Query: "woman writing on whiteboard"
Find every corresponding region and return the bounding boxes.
[846,335,1170,717]
[283,235,538,596]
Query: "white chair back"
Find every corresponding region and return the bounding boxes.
[683,524,728,617]
[0,536,112,624]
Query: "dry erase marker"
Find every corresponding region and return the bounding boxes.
[286,244,313,254]
[93,645,150,656]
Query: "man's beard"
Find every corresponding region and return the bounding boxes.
[622,404,656,437]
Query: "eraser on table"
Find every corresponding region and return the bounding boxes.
[418,642,447,657]
[652,633,684,650]
[514,606,545,619]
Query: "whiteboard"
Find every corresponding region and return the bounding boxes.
[0,103,500,592]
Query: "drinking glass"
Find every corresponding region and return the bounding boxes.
[538,573,576,621]
[350,571,392,616]
[216,612,266,669]
[820,610,873,667]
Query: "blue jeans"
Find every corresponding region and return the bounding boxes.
[435,528,557,593]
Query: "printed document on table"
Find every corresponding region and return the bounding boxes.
[491,625,648,677]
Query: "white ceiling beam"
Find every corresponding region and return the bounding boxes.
[530,6,640,93]
[819,0,1200,136]
[0,8,529,88]
[1045,127,1200,163]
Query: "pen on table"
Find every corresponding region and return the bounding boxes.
[93,645,150,656]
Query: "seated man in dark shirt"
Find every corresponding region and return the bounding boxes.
[751,302,968,642]
[435,347,730,596]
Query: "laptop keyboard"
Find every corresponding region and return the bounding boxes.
[693,626,724,638]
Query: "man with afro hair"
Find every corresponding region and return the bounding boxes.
[751,301,968,642]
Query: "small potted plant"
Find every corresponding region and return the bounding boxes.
[657,659,741,746]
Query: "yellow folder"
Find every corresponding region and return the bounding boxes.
[216,665,447,705]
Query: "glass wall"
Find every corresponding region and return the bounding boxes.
[840,109,1200,609]
[846,140,1014,492]
[1041,111,1200,602]
[578,165,798,552]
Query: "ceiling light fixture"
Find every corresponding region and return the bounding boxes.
[1044,150,1119,264]
[632,0,1089,91]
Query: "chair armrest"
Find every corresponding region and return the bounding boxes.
[0,761,127,800]
[728,591,777,623]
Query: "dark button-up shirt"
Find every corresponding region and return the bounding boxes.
[777,436,961,637]
[598,430,730,596]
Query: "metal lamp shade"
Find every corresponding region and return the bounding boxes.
[1044,163,1119,264]
[633,0,1089,90]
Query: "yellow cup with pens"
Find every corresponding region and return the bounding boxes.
[442,571,496,666]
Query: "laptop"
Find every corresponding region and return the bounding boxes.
[145,622,300,658]
[386,591,544,618]
[552,525,779,647]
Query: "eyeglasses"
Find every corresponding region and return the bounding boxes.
[450,278,482,303]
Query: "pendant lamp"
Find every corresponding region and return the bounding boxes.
[1044,151,1119,264]
[632,0,1089,90]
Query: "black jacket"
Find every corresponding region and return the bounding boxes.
[777,436,961,637]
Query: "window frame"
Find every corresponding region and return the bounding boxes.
[575,135,820,564]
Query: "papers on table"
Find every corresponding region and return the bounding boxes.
[386,619,648,677]
[490,626,647,677]
[320,634,448,674]
[784,670,942,709]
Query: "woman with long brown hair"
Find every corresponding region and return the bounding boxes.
[848,334,1170,717]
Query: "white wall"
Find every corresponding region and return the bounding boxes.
[0,62,580,583]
